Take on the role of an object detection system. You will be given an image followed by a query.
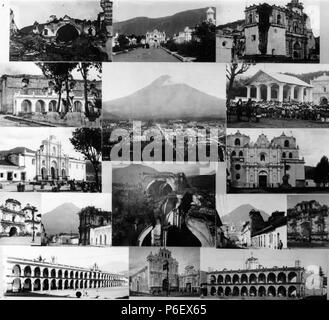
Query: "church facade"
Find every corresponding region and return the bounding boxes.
[0,199,41,238]
[227,131,305,189]
[0,135,86,184]
[244,0,316,60]
[130,248,179,295]
[145,30,166,48]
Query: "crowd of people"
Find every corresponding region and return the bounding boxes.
[228,98,329,123]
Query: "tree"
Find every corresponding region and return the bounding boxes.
[117,34,129,49]
[193,21,216,62]
[36,62,78,115]
[226,62,251,104]
[76,62,102,120]
[70,128,102,191]
[314,156,329,187]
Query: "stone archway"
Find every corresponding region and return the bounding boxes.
[41,167,47,180]
[21,100,32,113]
[56,24,79,42]
[258,171,268,188]
[73,101,83,112]
[9,227,18,237]
[49,100,57,112]
[36,100,46,113]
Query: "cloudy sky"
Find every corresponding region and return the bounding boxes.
[0,62,100,81]
[227,128,329,167]
[11,0,101,29]
[0,193,41,212]
[41,193,111,213]
[237,63,329,79]
[103,63,225,101]
[218,194,287,217]
[3,246,129,273]
[201,248,328,273]
[114,0,216,22]
[0,127,84,160]
[216,0,320,37]
[288,194,329,208]
[112,161,217,176]
[129,247,200,275]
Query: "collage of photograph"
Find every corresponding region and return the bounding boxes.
[0,0,328,302]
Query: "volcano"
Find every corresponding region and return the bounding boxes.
[103,75,225,120]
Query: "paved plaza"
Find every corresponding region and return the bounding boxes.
[113,47,180,62]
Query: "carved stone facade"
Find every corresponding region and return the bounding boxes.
[227,131,305,189]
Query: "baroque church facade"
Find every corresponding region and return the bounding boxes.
[244,0,316,60]
[0,135,86,184]
[0,199,41,238]
[227,131,305,189]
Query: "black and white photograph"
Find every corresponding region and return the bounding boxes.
[102,63,226,162]
[112,0,216,62]
[9,0,113,62]
[201,248,328,300]
[40,193,111,247]
[111,162,223,247]
[129,247,200,298]
[0,62,101,127]
[0,127,101,192]
[287,194,329,248]
[216,0,320,63]
[227,63,329,128]
[217,194,287,249]
[1,246,129,299]
[227,128,329,193]
[0,193,42,246]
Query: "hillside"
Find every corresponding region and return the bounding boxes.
[112,164,159,185]
[114,7,214,37]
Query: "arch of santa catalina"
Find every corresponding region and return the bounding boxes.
[243,70,313,103]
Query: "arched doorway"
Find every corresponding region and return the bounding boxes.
[73,101,83,112]
[293,42,302,59]
[12,265,21,277]
[162,278,169,292]
[288,286,297,297]
[56,24,79,42]
[23,279,32,292]
[35,100,46,113]
[224,287,231,296]
[278,286,287,297]
[12,278,21,292]
[217,286,223,296]
[9,227,18,237]
[49,100,57,112]
[33,279,41,291]
[258,286,266,297]
[51,161,57,180]
[258,171,268,188]
[41,167,47,180]
[21,100,32,113]
[241,286,248,296]
[61,169,66,180]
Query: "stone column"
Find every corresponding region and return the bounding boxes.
[256,85,261,101]
[246,85,251,99]
[278,83,285,102]
[267,85,271,101]
[290,85,296,101]
[298,86,305,103]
